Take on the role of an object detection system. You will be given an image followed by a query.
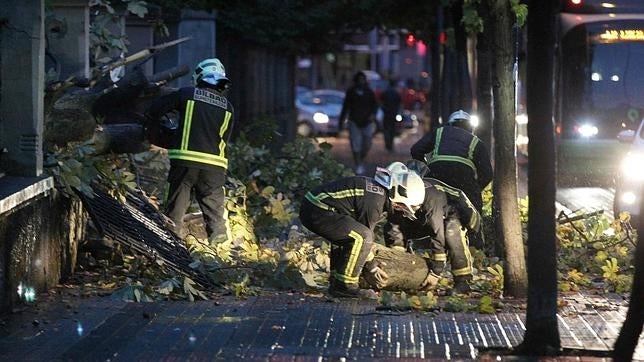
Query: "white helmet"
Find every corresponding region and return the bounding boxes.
[447,109,471,125]
[374,162,425,220]
[193,58,230,89]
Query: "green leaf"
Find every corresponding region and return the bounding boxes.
[127,1,148,18]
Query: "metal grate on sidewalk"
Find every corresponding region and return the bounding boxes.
[79,186,215,288]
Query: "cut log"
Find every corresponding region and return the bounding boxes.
[359,243,434,292]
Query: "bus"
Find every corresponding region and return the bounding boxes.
[519,0,644,186]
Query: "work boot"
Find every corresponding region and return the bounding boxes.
[452,276,472,295]
[328,279,377,300]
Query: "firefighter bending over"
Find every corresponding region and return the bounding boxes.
[384,160,482,294]
[299,162,425,298]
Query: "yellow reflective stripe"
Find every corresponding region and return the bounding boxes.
[305,192,333,211]
[432,253,447,262]
[428,155,478,179]
[332,272,359,284]
[344,230,364,281]
[218,111,232,157]
[317,189,365,201]
[453,228,472,276]
[434,127,443,156]
[168,149,228,168]
[432,183,461,197]
[468,137,479,160]
[181,100,195,150]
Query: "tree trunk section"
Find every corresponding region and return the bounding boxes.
[430,4,444,130]
[359,244,432,292]
[490,0,527,298]
[612,201,644,361]
[475,1,493,147]
[518,0,561,354]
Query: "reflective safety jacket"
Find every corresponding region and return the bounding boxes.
[304,176,389,230]
[410,126,492,209]
[384,178,480,276]
[147,86,234,171]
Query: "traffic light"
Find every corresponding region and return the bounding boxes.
[406,34,416,47]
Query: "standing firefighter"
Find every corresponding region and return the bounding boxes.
[410,109,492,249]
[410,109,492,212]
[146,58,234,244]
[299,162,425,298]
[384,160,481,294]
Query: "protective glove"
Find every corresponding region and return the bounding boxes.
[420,270,440,290]
[362,261,389,289]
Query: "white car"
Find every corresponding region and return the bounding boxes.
[295,89,344,137]
[614,118,644,227]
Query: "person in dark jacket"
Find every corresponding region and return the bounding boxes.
[381,79,402,152]
[384,160,481,294]
[339,71,379,175]
[410,109,492,211]
[299,162,425,298]
[410,109,492,249]
[146,58,234,244]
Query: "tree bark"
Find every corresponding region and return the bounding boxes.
[430,4,444,130]
[475,1,494,147]
[612,200,644,361]
[518,0,561,354]
[490,0,527,298]
[359,244,433,292]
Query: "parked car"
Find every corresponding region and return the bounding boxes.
[614,118,644,227]
[295,89,344,137]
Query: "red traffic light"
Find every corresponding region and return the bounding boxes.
[406,34,416,47]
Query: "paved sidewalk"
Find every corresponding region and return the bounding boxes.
[1,290,642,360]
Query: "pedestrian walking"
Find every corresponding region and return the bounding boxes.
[410,109,492,248]
[146,58,234,245]
[381,78,402,152]
[299,162,425,298]
[339,71,379,175]
[384,160,481,294]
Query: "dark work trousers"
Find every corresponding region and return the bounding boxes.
[165,165,228,239]
[382,112,397,151]
[299,200,374,286]
[430,218,472,277]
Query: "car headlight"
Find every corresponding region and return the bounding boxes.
[620,191,638,205]
[577,123,599,138]
[313,112,329,124]
[395,114,403,122]
[622,152,644,181]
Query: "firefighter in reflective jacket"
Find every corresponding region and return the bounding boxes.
[299,162,425,298]
[410,109,492,212]
[146,58,234,244]
[384,160,481,294]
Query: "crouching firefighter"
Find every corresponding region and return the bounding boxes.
[383,160,482,294]
[299,163,425,298]
[145,58,234,244]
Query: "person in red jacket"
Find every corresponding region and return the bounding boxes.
[146,58,234,245]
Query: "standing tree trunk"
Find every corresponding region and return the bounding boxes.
[475,0,494,147]
[518,0,561,354]
[490,0,527,298]
[430,4,444,130]
[612,199,644,361]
